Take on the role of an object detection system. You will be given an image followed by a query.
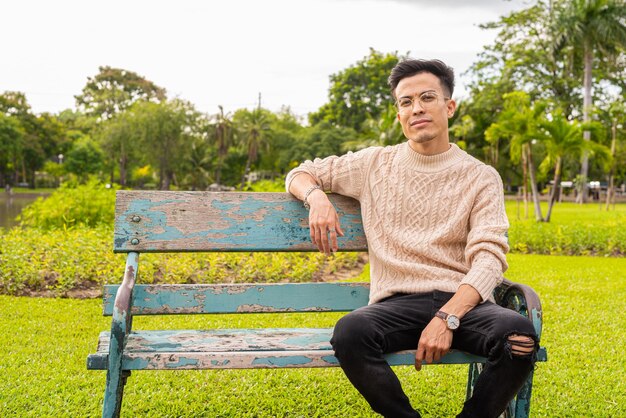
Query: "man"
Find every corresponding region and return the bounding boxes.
[285,59,538,418]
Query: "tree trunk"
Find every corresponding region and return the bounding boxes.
[240,159,251,190]
[526,144,543,222]
[578,42,593,204]
[119,142,127,187]
[544,157,561,222]
[605,118,617,210]
[521,146,529,219]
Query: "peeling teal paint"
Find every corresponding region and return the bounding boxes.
[283,331,332,347]
[113,192,367,252]
[321,356,339,365]
[123,357,150,370]
[165,357,199,369]
[103,283,371,315]
[252,356,313,367]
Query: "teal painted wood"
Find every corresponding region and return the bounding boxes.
[103,283,371,315]
[114,191,367,253]
[87,327,547,370]
[102,252,138,418]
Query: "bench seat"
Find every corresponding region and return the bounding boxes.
[88,328,547,370]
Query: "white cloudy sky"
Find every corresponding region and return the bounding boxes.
[2,0,531,117]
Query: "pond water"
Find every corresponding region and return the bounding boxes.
[0,193,47,229]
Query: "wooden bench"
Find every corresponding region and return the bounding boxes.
[87,191,547,418]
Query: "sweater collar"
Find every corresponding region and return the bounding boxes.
[399,142,465,173]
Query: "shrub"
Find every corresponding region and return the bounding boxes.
[0,225,362,296]
[18,180,117,230]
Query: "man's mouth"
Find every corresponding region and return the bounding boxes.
[410,118,430,127]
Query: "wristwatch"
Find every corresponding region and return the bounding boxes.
[435,310,460,330]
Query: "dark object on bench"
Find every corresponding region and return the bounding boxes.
[87,191,547,418]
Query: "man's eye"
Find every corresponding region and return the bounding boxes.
[421,93,437,102]
[399,99,412,107]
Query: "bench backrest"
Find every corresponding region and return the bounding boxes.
[103,283,371,316]
[114,191,367,252]
[111,191,369,316]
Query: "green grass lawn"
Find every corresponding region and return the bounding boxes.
[505,200,626,224]
[1,254,625,417]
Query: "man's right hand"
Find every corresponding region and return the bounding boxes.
[307,189,345,255]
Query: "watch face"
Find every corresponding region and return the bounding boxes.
[447,315,460,330]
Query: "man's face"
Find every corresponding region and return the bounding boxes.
[395,72,456,151]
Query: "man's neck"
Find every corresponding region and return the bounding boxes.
[407,137,451,156]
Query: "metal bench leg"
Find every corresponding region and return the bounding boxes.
[102,369,131,418]
[102,252,138,418]
[512,371,534,418]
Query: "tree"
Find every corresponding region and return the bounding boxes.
[96,111,139,187]
[131,99,198,190]
[75,66,166,121]
[0,113,24,187]
[0,92,66,187]
[309,49,404,132]
[596,100,626,209]
[343,104,403,151]
[554,0,626,202]
[64,136,105,182]
[537,113,609,221]
[234,105,273,189]
[485,92,546,221]
[209,105,234,185]
[181,137,214,190]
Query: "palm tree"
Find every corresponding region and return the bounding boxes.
[486,92,546,221]
[237,106,271,190]
[537,113,609,221]
[184,138,214,190]
[211,105,233,186]
[554,0,626,202]
[343,104,404,151]
[603,102,625,209]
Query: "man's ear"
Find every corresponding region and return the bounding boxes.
[447,99,457,118]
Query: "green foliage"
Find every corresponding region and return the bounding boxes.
[309,49,404,133]
[64,136,104,180]
[75,66,167,120]
[17,180,117,230]
[246,178,286,192]
[1,254,625,416]
[505,201,626,255]
[0,223,361,296]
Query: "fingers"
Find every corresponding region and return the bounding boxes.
[308,201,343,255]
[414,345,424,371]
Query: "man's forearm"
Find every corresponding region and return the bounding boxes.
[288,173,322,202]
[440,284,482,320]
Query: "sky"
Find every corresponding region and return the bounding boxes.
[2,0,531,118]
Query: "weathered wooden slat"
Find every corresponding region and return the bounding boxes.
[114,191,367,252]
[103,283,371,315]
[87,329,547,370]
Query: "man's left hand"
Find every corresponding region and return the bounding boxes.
[415,317,453,371]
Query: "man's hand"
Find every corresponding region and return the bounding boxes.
[415,317,453,371]
[307,189,345,255]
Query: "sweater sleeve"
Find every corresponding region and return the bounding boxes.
[285,147,378,199]
[461,166,510,301]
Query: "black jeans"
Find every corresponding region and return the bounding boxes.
[330,291,538,418]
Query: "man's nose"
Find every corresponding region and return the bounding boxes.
[411,99,426,113]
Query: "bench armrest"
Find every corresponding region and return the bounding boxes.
[493,279,543,339]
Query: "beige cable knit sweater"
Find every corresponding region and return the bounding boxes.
[286,142,509,304]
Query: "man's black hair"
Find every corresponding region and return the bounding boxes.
[388,59,455,99]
